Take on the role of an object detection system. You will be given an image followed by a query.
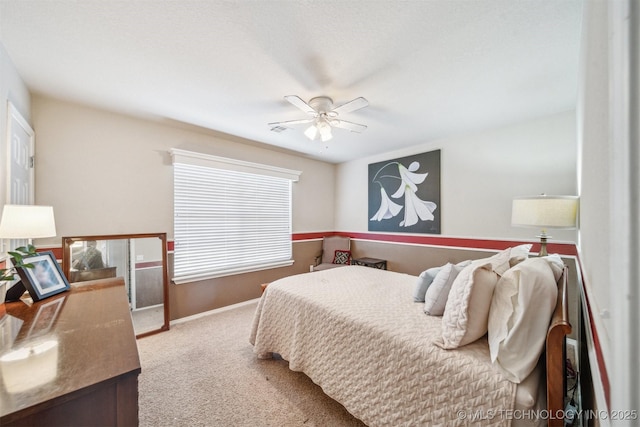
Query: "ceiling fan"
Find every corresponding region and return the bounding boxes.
[269,95,369,142]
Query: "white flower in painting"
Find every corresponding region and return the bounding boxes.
[370,187,403,221]
[391,162,437,227]
[400,190,437,226]
[392,161,427,193]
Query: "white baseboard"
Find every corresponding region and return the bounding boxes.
[170,298,260,326]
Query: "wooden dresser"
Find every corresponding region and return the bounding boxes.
[0,277,141,426]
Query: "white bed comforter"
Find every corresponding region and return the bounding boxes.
[250,266,516,426]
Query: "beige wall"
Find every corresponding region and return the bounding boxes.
[168,240,320,319]
[31,95,336,242]
[335,111,578,242]
[31,96,336,318]
[29,97,583,323]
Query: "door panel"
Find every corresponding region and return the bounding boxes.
[5,103,35,252]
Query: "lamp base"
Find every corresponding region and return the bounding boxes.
[4,281,27,302]
[536,235,550,257]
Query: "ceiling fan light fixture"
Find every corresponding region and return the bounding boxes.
[304,124,318,140]
[318,121,333,142]
[271,95,368,142]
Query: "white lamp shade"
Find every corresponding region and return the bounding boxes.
[304,125,318,140]
[304,120,333,142]
[0,205,57,239]
[317,122,333,142]
[511,196,578,229]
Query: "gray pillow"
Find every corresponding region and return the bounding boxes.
[413,266,443,302]
[424,263,466,316]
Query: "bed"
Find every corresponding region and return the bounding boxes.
[250,252,571,427]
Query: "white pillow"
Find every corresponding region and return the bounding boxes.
[543,254,564,281]
[424,263,465,315]
[413,266,443,302]
[437,262,499,349]
[510,244,533,260]
[472,244,532,276]
[488,257,559,383]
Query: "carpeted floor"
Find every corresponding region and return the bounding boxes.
[137,302,367,427]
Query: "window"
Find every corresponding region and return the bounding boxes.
[171,149,301,284]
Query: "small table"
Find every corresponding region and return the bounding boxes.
[351,257,387,270]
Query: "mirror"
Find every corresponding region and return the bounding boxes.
[62,233,169,338]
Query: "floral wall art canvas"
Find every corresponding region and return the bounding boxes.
[368,149,441,234]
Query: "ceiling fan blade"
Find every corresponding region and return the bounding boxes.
[284,95,317,116]
[330,119,367,133]
[269,118,315,127]
[332,97,369,115]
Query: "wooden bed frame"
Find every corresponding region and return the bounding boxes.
[546,265,572,427]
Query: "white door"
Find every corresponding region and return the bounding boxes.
[4,102,35,252]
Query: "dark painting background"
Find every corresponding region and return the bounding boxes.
[368,149,441,234]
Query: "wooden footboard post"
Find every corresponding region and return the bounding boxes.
[546,265,572,427]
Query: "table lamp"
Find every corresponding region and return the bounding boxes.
[511,195,578,256]
[0,205,57,301]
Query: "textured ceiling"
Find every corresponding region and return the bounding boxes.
[0,0,583,163]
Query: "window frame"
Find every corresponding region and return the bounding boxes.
[170,149,301,284]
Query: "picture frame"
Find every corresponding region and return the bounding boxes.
[368,149,441,234]
[14,251,71,302]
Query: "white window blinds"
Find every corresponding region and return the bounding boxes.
[171,149,301,284]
